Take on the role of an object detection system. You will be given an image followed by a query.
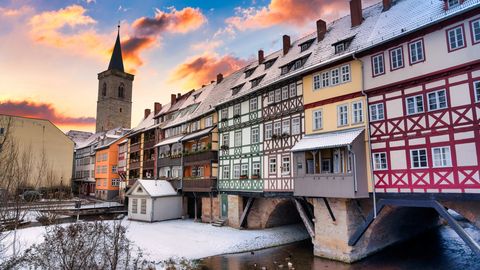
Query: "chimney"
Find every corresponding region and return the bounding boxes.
[258,50,265,64]
[282,35,291,55]
[171,94,176,105]
[154,102,162,115]
[350,0,363,27]
[316,19,327,41]
[144,108,151,119]
[382,0,392,11]
[177,93,181,99]
[217,73,223,83]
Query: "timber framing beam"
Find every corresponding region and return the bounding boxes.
[348,199,480,256]
[239,197,255,228]
[293,198,315,238]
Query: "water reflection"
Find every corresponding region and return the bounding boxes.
[200,221,480,270]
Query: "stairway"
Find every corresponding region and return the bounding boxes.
[212,218,226,227]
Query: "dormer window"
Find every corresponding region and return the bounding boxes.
[193,92,201,100]
[299,38,315,52]
[250,75,265,88]
[335,43,345,54]
[447,0,460,9]
[332,36,355,54]
[280,53,310,75]
[245,67,256,78]
[294,59,303,70]
[232,83,244,95]
[264,57,277,70]
[281,66,290,75]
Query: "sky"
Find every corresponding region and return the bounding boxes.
[0,0,379,132]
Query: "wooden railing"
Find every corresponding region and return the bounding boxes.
[182,178,217,192]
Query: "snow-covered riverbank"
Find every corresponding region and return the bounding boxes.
[4,219,309,262]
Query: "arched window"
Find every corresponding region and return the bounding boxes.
[118,83,125,98]
[102,83,107,96]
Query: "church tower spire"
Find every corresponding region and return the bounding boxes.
[95,25,134,133]
[107,24,125,72]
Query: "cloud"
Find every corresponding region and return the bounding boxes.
[225,0,353,31]
[0,100,95,127]
[0,6,33,17]
[169,52,248,89]
[27,5,207,73]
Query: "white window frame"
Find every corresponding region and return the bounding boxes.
[289,83,296,97]
[409,39,425,64]
[282,156,290,175]
[292,117,301,135]
[337,104,348,127]
[432,146,452,168]
[233,104,241,116]
[369,103,384,121]
[313,109,323,130]
[221,108,228,119]
[313,74,321,90]
[282,86,289,100]
[234,131,242,147]
[472,19,480,44]
[331,68,340,85]
[406,95,424,115]
[265,123,273,139]
[251,127,260,144]
[252,162,260,177]
[335,43,345,54]
[132,199,138,214]
[233,164,240,178]
[205,115,213,127]
[341,64,351,82]
[410,149,428,169]
[249,97,258,112]
[275,89,282,102]
[427,89,447,111]
[222,133,229,147]
[351,101,363,124]
[269,157,276,174]
[282,119,290,135]
[241,163,248,177]
[372,53,385,76]
[447,25,465,51]
[321,72,330,88]
[475,81,480,103]
[222,166,230,179]
[268,91,275,103]
[140,199,147,214]
[273,122,281,136]
[373,152,388,170]
[389,46,404,70]
[447,0,460,9]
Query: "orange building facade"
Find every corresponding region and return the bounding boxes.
[95,137,124,200]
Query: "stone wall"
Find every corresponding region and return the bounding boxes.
[227,195,243,228]
[246,198,301,229]
[201,196,220,223]
[442,200,480,228]
[312,198,439,263]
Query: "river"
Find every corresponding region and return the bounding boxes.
[199,217,480,269]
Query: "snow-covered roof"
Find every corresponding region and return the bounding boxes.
[154,135,183,147]
[127,179,178,197]
[130,111,155,136]
[181,126,215,142]
[291,128,364,152]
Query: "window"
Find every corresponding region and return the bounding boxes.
[313,110,323,130]
[251,77,262,88]
[294,59,302,70]
[118,83,125,98]
[471,19,480,44]
[233,104,241,116]
[292,117,300,135]
[282,86,289,100]
[112,165,117,173]
[140,199,146,214]
[132,199,138,214]
[265,124,273,139]
[313,74,321,90]
[205,116,213,127]
[369,103,384,121]
[447,25,465,51]
[112,178,120,187]
[268,91,275,103]
[341,65,351,82]
[269,158,276,174]
[222,133,229,147]
[337,105,348,126]
[233,164,240,178]
[281,66,290,75]
[252,162,260,177]
[245,68,255,78]
[409,39,425,64]
[432,147,452,167]
[447,0,460,9]
[221,108,228,120]
[321,72,330,88]
[251,127,260,144]
[410,149,428,168]
[282,156,290,174]
[372,53,385,76]
[321,160,331,173]
[265,59,275,69]
[223,166,230,179]
[241,164,248,177]
[406,95,424,115]
[274,122,281,136]
[352,101,363,124]
[289,83,296,97]
[335,43,345,54]
[282,119,290,135]
[102,83,107,96]
[475,81,480,102]
[0,127,5,135]
[331,68,340,85]
[373,153,387,170]
[389,47,404,70]
[249,98,258,112]
[275,89,281,102]
[234,131,242,146]
[427,90,447,111]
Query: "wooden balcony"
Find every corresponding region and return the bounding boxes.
[144,139,156,149]
[130,143,140,152]
[157,157,181,167]
[143,159,155,169]
[129,161,140,170]
[182,177,217,192]
[184,151,217,165]
[294,173,368,198]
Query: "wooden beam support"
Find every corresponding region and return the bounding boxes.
[293,198,315,238]
[239,197,255,228]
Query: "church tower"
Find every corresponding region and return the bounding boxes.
[95,26,134,133]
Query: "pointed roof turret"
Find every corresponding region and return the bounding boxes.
[107,24,125,72]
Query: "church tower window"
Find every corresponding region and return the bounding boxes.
[102,83,107,96]
[118,83,125,98]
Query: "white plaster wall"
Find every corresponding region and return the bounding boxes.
[449,83,472,107]
[455,143,478,166]
[390,150,407,170]
[152,196,182,221]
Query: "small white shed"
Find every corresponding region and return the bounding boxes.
[126,179,182,222]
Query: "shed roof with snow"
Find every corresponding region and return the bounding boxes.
[126,179,178,198]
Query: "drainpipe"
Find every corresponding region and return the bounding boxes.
[353,53,377,218]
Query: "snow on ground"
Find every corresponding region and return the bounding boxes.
[3,219,309,262]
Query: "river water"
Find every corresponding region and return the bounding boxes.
[199,218,480,270]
